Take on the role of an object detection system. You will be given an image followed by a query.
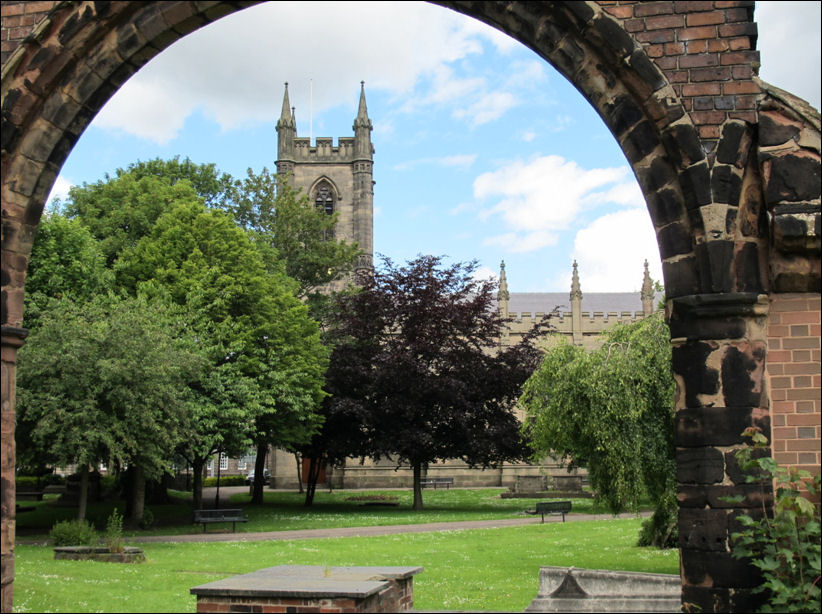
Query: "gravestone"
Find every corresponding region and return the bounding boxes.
[552,475,583,493]
[526,566,681,612]
[515,475,546,493]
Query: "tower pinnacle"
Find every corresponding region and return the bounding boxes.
[498,260,510,303]
[641,259,655,316]
[354,81,371,130]
[570,260,583,302]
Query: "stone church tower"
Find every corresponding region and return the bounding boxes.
[275,82,374,272]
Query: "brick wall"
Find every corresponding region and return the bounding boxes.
[600,0,759,149]
[0,1,58,65]
[767,294,822,473]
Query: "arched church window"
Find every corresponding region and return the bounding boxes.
[315,182,334,215]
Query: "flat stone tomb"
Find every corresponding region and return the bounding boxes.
[191,565,423,613]
[526,566,681,613]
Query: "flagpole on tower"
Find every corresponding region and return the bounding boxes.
[309,79,313,143]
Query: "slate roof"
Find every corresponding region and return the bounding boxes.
[508,291,664,314]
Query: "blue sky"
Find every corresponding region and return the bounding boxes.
[47,1,821,293]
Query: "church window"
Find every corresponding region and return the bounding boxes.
[315,182,335,215]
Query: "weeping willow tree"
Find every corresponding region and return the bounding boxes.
[520,312,677,547]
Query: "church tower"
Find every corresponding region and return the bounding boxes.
[276,82,374,271]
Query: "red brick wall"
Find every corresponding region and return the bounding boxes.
[767,294,822,474]
[0,1,58,65]
[600,0,760,145]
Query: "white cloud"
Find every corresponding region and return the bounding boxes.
[474,155,634,236]
[394,154,477,171]
[453,91,518,126]
[567,208,662,292]
[756,1,821,109]
[484,230,559,252]
[45,175,74,209]
[471,265,498,283]
[92,1,502,144]
[441,154,478,168]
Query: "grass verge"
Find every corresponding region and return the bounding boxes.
[14,517,678,613]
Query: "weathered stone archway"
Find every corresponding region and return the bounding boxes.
[2,2,819,612]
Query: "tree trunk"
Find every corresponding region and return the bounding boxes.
[412,461,424,511]
[304,457,323,507]
[126,465,146,529]
[250,441,268,505]
[295,452,304,494]
[192,457,205,510]
[214,451,222,509]
[77,464,89,521]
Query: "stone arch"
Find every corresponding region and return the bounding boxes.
[2,2,819,613]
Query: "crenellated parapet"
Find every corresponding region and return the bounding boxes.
[291,136,358,162]
[504,309,656,351]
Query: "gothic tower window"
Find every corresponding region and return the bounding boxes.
[314,181,335,215]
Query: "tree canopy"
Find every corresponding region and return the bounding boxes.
[23,157,338,512]
[114,199,329,505]
[520,311,676,546]
[313,255,548,509]
[17,293,201,523]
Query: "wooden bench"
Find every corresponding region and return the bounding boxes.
[420,477,454,489]
[526,500,572,523]
[193,508,248,533]
[16,491,44,501]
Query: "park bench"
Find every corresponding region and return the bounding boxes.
[193,508,249,533]
[526,500,572,523]
[420,477,454,489]
[16,491,44,501]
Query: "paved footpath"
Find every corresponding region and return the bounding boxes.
[130,511,649,544]
[18,486,649,545]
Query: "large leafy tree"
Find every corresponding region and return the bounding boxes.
[61,172,202,266]
[318,255,547,509]
[519,312,676,546]
[222,169,361,306]
[17,293,201,525]
[119,156,235,207]
[115,200,329,506]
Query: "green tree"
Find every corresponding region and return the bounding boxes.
[115,200,329,506]
[118,156,235,207]
[17,293,201,524]
[520,312,676,546]
[61,172,201,265]
[223,169,361,307]
[23,212,112,328]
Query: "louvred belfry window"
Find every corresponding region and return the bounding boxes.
[315,183,334,215]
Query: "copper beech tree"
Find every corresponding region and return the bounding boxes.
[304,255,551,509]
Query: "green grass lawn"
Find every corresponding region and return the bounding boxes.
[17,488,634,539]
[14,517,679,613]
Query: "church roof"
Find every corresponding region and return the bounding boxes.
[508,291,663,315]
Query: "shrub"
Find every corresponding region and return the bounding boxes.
[726,427,821,613]
[15,476,40,490]
[203,475,246,487]
[105,509,124,553]
[637,490,678,548]
[139,508,155,530]
[49,519,97,547]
